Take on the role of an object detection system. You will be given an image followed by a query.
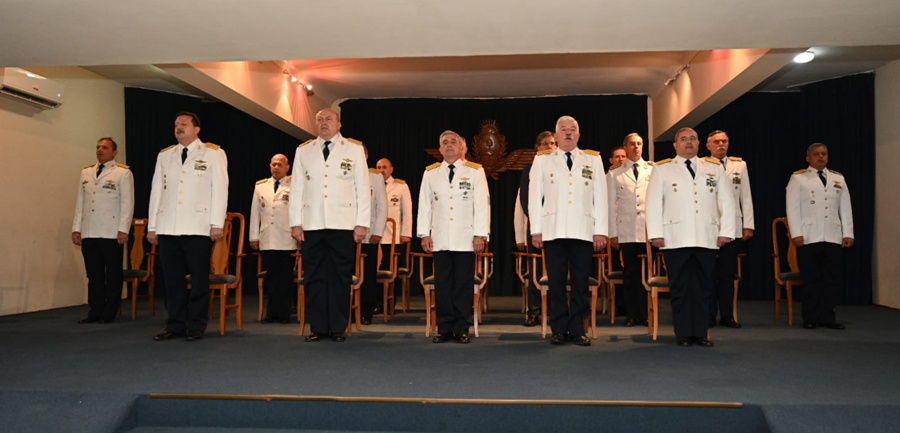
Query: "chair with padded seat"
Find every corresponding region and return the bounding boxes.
[123,218,157,320]
[772,217,801,325]
[204,212,246,335]
[394,239,414,313]
[640,239,669,341]
[530,250,602,339]
[601,244,624,324]
[512,250,532,314]
[377,218,398,322]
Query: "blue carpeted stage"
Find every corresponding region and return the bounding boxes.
[2,297,899,432]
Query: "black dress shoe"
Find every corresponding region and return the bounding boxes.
[524,316,539,327]
[623,318,637,327]
[455,333,471,344]
[803,322,817,329]
[77,316,100,324]
[99,318,115,324]
[373,306,382,315]
[185,331,204,341]
[261,317,275,323]
[331,333,346,342]
[708,317,717,328]
[432,334,451,343]
[153,330,184,341]
[361,317,372,325]
[693,337,714,347]
[720,318,742,329]
[277,318,290,324]
[572,335,591,346]
[818,322,845,330]
[550,334,566,345]
[305,333,324,342]
[677,337,693,347]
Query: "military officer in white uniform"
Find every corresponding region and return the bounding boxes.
[250,154,298,324]
[360,147,388,324]
[418,130,489,344]
[705,130,754,329]
[148,112,229,342]
[529,116,608,346]
[377,158,413,277]
[72,137,135,324]
[646,127,735,347]
[786,143,853,330]
[607,133,653,328]
[290,108,370,343]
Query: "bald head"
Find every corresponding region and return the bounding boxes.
[270,154,290,180]
[376,158,394,180]
[315,108,341,140]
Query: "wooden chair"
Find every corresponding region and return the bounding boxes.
[415,250,490,337]
[123,218,157,320]
[601,244,624,324]
[254,251,300,321]
[394,239,414,313]
[530,250,602,339]
[206,212,246,335]
[640,239,670,341]
[733,253,746,323]
[512,250,532,314]
[478,243,495,314]
[296,240,364,336]
[377,218,398,322]
[772,217,801,325]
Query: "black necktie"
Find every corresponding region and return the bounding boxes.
[274,180,280,194]
[448,164,455,183]
[96,164,104,177]
[632,163,639,180]
[685,160,695,179]
[818,170,826,186]
[181,148,188,165]
[722,159,727,171]
[566,152,573,171]
[323,140,331,161]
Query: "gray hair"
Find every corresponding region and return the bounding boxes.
[555,116,579,133]
[807,143,827,156]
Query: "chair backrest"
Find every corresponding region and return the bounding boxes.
[384,218,397,275]
[211,212,246,278]
[129,218,149,271]
[771,217,799,281]
[604,242,624,273]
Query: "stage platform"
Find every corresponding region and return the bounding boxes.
[1,297,899,432]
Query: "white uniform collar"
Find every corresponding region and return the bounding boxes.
[385,176,395,184]
[318,133,343,147]
[178,138,202,154]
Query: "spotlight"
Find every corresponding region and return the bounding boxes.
[793,51,815,64]
[305,84,313,91]
[291,76,297,83]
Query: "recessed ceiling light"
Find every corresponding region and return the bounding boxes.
[793,51,815,64]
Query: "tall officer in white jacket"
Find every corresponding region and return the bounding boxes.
[148,112,229,342]
[360,147,388,324]
[786,143,853,330]
[290,108,370,343]
[529,116,608,347]
[646,127,734,347]
[607,133,652,328]
[72,137,134,324]
[250,154,298,324]
[705,130,754,329]
[418,130,489,344]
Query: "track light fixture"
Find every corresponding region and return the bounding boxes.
[282,70,315,97]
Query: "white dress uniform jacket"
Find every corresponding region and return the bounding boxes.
[382,177,413,244]
[607,158,653,243]
[710,156,755,239]
[366,169,388,243]
[513,189,527,245]
[528,148,608,242]
[785,167,853,245]
[417,160,489,252]
[73,161,135,238]
[249,176,298,251]
[646,156,736,249]
[148,139,228,235]
[289,134,371,231]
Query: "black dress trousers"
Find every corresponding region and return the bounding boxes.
[158,235,212,334]
[797,242,842,325]
[360,242,380,321]
[544,238,592,337]
[663,247,716,339]
[81,238,124,321]
[302,229,355,335]
[262,249,294,321]
[621,242,648,322]
[433,251,475,336]
[710,238,741,321]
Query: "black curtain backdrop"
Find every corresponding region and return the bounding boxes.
[654,73,874,305]
[339,95,650,297]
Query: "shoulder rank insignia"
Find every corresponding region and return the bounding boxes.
[117,163,130,169]
[395,178,406,184]
[204,142,221,150]
[83,164,94,169]
[793,169,807,175]
[728,156,743,162]
[298,139,313,148]
[828,169,842,176]
[256,178,268,185]
[426,162,441,171]
[703,157,721,165]
[536,149,553,156]
[584,149,600,156]
[609,163,622,171]
[655,158,672,165]
[160,144,176,153]
[346,138,363,146]
[647,161,656,165]
[464,161,482,169]
[369,168,380,174]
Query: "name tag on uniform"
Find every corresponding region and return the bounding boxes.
[194,160,207,171]
[582,166,593,179]
[459,177,472,190]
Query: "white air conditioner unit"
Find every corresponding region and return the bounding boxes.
[0,67,65,109]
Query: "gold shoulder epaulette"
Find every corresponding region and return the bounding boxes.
[117,163,129,169]
[298,139,313,148]
[728,156,743,162]
[426,162,441,171]
[256,178,267,185]
[160,144,176,153]
[647,161,655,165]
[828,169,842,176]
[536,149,552,156]
[369,168,380,174]
[464,161,482,169]
[609,163,622,171]
[793,169,807,175]
[655,158,672,165]
[703,157,722,165]
[83,164,94,169]
[347,138,363,146]
[204,142,221,150]
[394,178,406,184]
[584,149,600,156]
